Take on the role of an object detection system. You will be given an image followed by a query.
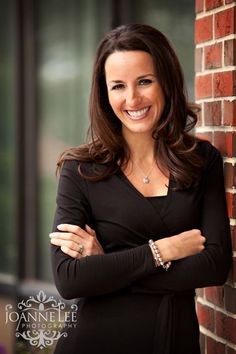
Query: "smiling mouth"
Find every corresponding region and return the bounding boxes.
[126,106,150,119]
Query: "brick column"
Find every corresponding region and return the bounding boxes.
[195,1,236,353]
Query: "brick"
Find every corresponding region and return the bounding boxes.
[231,225,236,251]
[212,131,236,157]
[224,39,236,66]
[228,257,236,283]
[223,100,236,126]
[232,194,236,217]
[215,310,236,344]
[224,163,236,189]
[200,332,206,354]
[196,132,213,143]
[231,132,236,156]
[226,132,236,157]
[197,302,215,331]
[213,71,236,97]
[225,0,236,4]
[214,131,227,155]
[229,258,236,283]
[227,347,236,354]
[205,43,222,69]
[205,286,224,307]
[205,0,223,11]
[196,74,213,99]
[225,285,236,313]
[226,192,236,218]
[195,47,203,73]
[206,336,225,354]
[204,101,221,125]
[215,7,236,39]
[196,0,204,13]
[195,16,213,44]
[233,257,236,283]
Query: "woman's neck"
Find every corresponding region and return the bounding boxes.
[123,130,156,163]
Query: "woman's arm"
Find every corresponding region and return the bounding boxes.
[51,160,157,299]
[52,146,230,298]
[133,147,232,292]
[51,161,203,298]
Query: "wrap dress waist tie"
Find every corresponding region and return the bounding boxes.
[128,286,195,354]
[151,290,195,354]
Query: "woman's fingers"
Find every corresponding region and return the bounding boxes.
[60,245,83,259]
[50,224,96,242]
[50,238,84,257]
[50,237,81,251]
[85,224,96,236]
[50,224,104,258]
[57,224,88,239]
[49,232,83,243]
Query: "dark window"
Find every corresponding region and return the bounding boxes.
[0,0,16,276]
[36,0,111,281]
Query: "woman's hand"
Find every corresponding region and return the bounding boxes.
[155,229,206,262]
[49,224,104,259]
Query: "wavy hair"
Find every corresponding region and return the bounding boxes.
[57,23,202,189]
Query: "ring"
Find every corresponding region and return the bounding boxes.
[78,244,84,255]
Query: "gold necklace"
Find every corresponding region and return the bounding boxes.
[133,160,156,184]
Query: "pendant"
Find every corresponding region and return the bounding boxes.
[143,176,150,184]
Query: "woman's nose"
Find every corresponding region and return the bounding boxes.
[126,88,142,107]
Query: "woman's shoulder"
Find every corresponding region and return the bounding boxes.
[196,139,221,157]
[196,139,222,169]
[61,159,105,178]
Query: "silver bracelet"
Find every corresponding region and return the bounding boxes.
[148,239,171,271]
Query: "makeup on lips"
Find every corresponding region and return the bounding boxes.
[125,106,151,120]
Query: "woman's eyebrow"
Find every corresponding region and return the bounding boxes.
[137,74,156,79]
[107,80,124,84]
[107,74,156,85]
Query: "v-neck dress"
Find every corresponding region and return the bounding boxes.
[51,140,232,354]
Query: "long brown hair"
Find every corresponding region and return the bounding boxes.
[57,23,202,189]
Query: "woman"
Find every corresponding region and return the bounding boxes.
[50,24,232,354]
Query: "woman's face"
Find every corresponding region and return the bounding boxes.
[105,50,165,139]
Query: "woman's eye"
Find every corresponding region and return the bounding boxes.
[111,84,125,90]
[139,79,152,86]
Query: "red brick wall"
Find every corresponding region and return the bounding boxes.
[195,1,236,353]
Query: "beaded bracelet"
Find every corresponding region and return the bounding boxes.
[148,239,171,271]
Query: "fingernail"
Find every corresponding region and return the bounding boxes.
[49,233,54,238]
[57,224,63,230]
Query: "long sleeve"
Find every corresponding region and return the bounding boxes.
[51,160,156,299]
[133,147,232,293]
[51,144,232,299]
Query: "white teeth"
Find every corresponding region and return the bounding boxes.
[127,107,149,118]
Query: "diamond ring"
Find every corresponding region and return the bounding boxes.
[78,244,84,255]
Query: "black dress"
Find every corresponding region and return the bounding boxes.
[51,140,232,354]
